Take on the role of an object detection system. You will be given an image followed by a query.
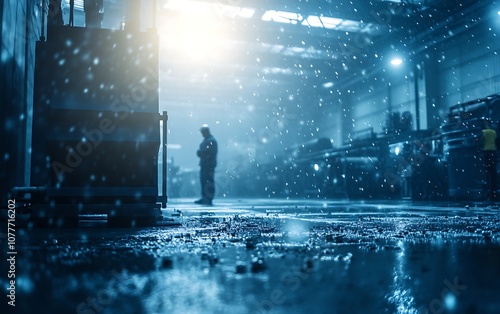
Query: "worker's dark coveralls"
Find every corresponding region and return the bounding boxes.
[196,127,217,205]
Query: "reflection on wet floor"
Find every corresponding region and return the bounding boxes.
[1,198,500,314]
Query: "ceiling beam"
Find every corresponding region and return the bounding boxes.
[186,0,438,25]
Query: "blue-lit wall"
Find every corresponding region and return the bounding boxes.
[321,13,500,143]
[438,23,500,110]
[1,0,41,205]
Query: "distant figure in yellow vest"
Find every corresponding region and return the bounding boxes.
[481,119,497,201]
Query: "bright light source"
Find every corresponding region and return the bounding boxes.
[444,292,457,310]
[159,12,230,63]
[391,58,403,66]
[323,82,334,88]
[314,164,320,171]
[239,8,255,18]
[158,0,254,63]
[497,10,500,16]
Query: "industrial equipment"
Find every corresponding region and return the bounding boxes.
[441,94,500,200]
[16,15,167,226]
[255,113,449,201]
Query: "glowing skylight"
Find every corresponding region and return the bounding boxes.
[262,67,293,75]
[262,10,303,24]
[260,43,328,60]
[164,0,255,19]
[158,0,255,63]
[239,8,256,19]
[262,10,374,33]
[303,16,343,29]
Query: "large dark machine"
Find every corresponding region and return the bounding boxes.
[276,95,500,201]
[285,126,448,201]
[15,2,167,226]
[245,111,450,201]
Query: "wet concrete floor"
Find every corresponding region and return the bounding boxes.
[1,198,500,314]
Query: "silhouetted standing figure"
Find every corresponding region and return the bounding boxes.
[84,0,104,28]
[482,120,497,201]
[195,125,217,205]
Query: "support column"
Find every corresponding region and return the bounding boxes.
[424,52,443,130]
[125,0,141,32]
